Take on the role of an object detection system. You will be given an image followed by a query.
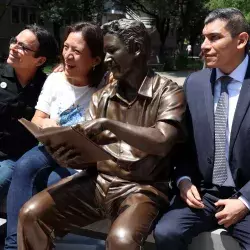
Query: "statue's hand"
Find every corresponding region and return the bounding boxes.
[45,142,91,169]
[74,118,108,139]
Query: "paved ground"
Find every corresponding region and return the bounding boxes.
[159,71,192,86]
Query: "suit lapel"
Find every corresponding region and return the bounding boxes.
[229,62,250,156]
[203,69,216,141]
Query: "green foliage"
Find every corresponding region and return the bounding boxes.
[33,0,104,24]
[114,0,209,61]
[163,56,203,71]
[206,0,250,22]
[32,0,104,45]
[175,53,189,70]
[163,56,175,71]
[43,65,53,74]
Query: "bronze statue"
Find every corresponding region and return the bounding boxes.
[17,19,186,250]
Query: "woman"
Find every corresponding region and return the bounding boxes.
[4,22,105,250]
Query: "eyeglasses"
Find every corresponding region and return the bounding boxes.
[9,37,37,53]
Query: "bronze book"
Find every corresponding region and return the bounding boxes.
[19,118,112,164]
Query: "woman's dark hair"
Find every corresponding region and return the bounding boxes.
[63,22,105,87]
[26,24,59,68]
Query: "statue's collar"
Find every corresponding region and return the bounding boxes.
[110,69,155,99]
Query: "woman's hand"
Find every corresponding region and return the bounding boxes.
[52,63,64,73]
[41,118,59,128]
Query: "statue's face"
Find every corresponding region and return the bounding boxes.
[104,34,136,80]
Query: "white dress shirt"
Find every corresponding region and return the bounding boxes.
[177,55,250,208]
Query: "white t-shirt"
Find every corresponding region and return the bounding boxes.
[36,72,98,126]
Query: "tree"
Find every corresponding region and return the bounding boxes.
[113,0,208,59]
[206,0,250,22]
[113,0,175,57]
[0,0,13,22]
[33,0,105,45]
[174,0,208,53]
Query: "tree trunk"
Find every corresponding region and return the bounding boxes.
[155,17,170,62]
[53,22,61,48]
[95,0,104,24]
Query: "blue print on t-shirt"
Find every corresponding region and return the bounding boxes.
[59,105,85,126]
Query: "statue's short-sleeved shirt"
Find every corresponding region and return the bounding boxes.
[88,70,185,182]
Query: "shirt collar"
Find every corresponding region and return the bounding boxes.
[0,64,16,79]
[137,70,154,98]
[110,69,154,100]
[216,55,249,83]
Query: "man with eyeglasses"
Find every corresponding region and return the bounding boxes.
[0,24,58,201]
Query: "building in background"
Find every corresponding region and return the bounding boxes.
[0,0,54,60]
[0,0,178,63]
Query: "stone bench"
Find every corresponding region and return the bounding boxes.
[0,203,242,250]
[55,220,241,250]
[0,196,241,250]
[190,229,241,250]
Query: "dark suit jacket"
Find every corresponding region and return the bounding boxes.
[175,60,250,202]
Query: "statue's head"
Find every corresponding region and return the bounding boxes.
[102,19,151,80]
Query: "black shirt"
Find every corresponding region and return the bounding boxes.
[0,64,46,159]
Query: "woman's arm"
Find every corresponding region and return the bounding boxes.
[32,110,59,128]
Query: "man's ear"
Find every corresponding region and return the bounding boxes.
[134,42,142,57]
[36,57,46,67]
[128,38,142,57]
[237,32,249,50]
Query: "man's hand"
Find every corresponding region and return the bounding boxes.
[179,179,204,209]
[215,199,249,228]
[76,118,108,139]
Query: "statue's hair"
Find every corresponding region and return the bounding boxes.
[102,19,151,59]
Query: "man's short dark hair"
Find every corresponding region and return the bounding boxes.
[101,19,151,60]
[205,8,249,38]
[26,24,59,67]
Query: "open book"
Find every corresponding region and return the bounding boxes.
[19,118,112,164]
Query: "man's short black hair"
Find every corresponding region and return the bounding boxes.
[205,8,249,38]
[102,19,151,60]
[25,24,59,67]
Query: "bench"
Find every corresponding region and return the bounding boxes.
[0,196,241,250]
[55,220,155,250]
[55,219,241,250]
[0,200,241,250]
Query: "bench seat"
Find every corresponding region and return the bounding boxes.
[55,220,241,250]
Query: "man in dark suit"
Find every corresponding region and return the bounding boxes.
[154,8,250,250]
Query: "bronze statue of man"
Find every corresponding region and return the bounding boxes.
[17,19,186,250]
